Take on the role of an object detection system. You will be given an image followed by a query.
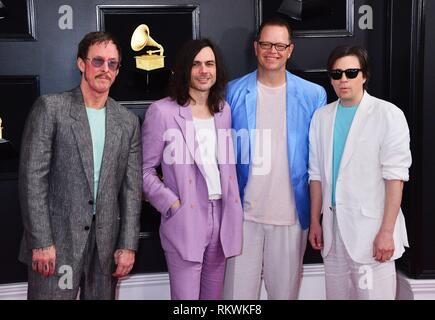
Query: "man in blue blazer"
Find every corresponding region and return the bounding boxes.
[223,17,326,300]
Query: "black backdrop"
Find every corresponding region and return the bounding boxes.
[0,0,434,284]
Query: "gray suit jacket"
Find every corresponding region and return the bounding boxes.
[18,87,142,275]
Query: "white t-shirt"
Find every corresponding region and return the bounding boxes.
[193,116,222,199]
[243,81,297,225]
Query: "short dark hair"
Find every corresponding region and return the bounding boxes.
[327,45,371,90]
[77,31,122,63]
[256,16,293,43]
[168,39,227,114]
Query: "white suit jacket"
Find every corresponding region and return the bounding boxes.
[308,91,412,264]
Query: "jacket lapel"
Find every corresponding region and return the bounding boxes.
[97,99,122,195]
[214,110,229,200]
[70,88,94,197]
[324,101,339,186]
[338,91,372,173]
[245,72,258,161]
[285,72,298,170]
[174,105,207,180]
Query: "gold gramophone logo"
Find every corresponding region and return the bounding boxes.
[130,24,165,71]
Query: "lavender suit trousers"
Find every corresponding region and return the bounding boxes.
[164,199,226,300]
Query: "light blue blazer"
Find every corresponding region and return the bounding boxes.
[227,70,326,229]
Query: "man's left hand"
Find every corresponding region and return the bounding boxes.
[112,249,135,278]
[373,230,395,263]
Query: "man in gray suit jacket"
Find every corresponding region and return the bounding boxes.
[18,32,142,299]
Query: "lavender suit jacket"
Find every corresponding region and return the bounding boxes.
[142,97,243,262]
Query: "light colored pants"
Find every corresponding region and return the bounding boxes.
[324,209,397,300]
[223,220,307,300]
[164,199,226,300]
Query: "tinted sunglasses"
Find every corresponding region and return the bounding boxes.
[85,57,120,71]
[328,68,361,80]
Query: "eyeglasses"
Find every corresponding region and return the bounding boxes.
[257,41,291,51]
[85,57,120,71]
[328,68,361,80]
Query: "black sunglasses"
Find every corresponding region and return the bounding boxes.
[328,68,361,80]
[86,57,120,71]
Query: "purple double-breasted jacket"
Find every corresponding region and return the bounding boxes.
[142,97,243,262]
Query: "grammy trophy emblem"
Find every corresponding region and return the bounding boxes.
[130,24,165,71]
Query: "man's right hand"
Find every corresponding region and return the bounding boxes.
[32,245,56,277]
[309,223,324,250]
[170,199,181,211]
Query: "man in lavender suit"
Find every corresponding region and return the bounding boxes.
[141,39,243,300]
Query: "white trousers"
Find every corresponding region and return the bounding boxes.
[223,220,307,300]
[324,211,397,300]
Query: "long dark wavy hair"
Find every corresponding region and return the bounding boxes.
[168,39,227,114]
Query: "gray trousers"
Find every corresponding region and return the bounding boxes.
[27,218,118,300]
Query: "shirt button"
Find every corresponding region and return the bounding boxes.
[88,200,94,205]
[84,226,90,231]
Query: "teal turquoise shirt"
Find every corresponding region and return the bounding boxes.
[86,107,106,214]
[332,104,358,206]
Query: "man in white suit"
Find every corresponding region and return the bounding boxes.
[308,45,412,299]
